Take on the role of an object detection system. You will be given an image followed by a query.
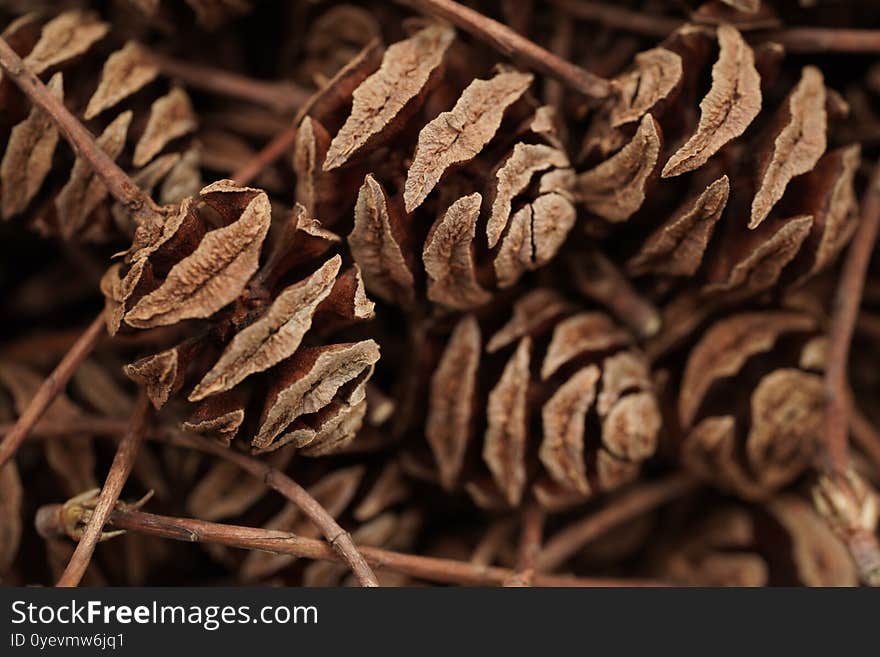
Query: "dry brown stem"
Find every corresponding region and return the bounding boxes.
[503,504,545,586]
[552,1,880,54]
[538,473,699,570]
[56,392,151,587]
[0,315,105,470]
[152,53,310,113]
[38,504,663,587]
[822,160,880,475]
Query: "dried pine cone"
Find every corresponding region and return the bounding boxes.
[108,182,380,456]
[392,287,662,510]
[579,24,860,312]
[294,24,578,310]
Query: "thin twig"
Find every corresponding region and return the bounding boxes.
[152,52,310,113]
[56,392,151,587]
[0,37,164,225]
[37,504,665,587]
[0,315,105,469]
[6,416,380,586]
[504,504,545,587]
[549,0,678,37]
[166,430,380,587]
[232,124,298,186]
[538,473,699,571]
[394,0,611,98]
[760,28,880,54]
[552,0,880,54]
[822,160,880,475]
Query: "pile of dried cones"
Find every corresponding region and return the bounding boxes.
[1,0,880,588]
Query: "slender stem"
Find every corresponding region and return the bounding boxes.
[38,505,664,587]
[469,518,517,566]
[549,0,679,37]
[552,1,880,54]
[6,417,379,586]
[538,473,699,571]
[394,0,611,98]
[571,250,661,339]
[56,393,151,587]
[0,315,105,469]
[166,430,379,587]
[822,161,880,475]
[760,28,880,54]
[504,504,545,587]
[232,124,298,186]
[0,37,163,224]
[152,52,310,113]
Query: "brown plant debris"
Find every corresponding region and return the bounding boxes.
[1,0,878,589]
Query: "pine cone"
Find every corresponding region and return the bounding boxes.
[389,287,662,510]
[579,24,859,311]
[109,183,380,456]
[295,24,578,311]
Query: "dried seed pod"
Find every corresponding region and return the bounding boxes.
[125,181,271,328]
[626,175,729,277]
[0,12,197,241]
[348,174,417,307]
[609,47,683,128]
[254,340,380,453]
[426,315,481,490]
[1,72,62,219]
[133,87,197,167]
[84,41,159,120]
[423,193,492,310]
[189,256,342,401]
[56,111,133,238]
[678,311,824,499]
[23,10,109,76]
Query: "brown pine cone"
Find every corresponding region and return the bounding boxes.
[293,24,578,311]
[579,24,860,311]
[386,287,661,510]
[107,183,380,457]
